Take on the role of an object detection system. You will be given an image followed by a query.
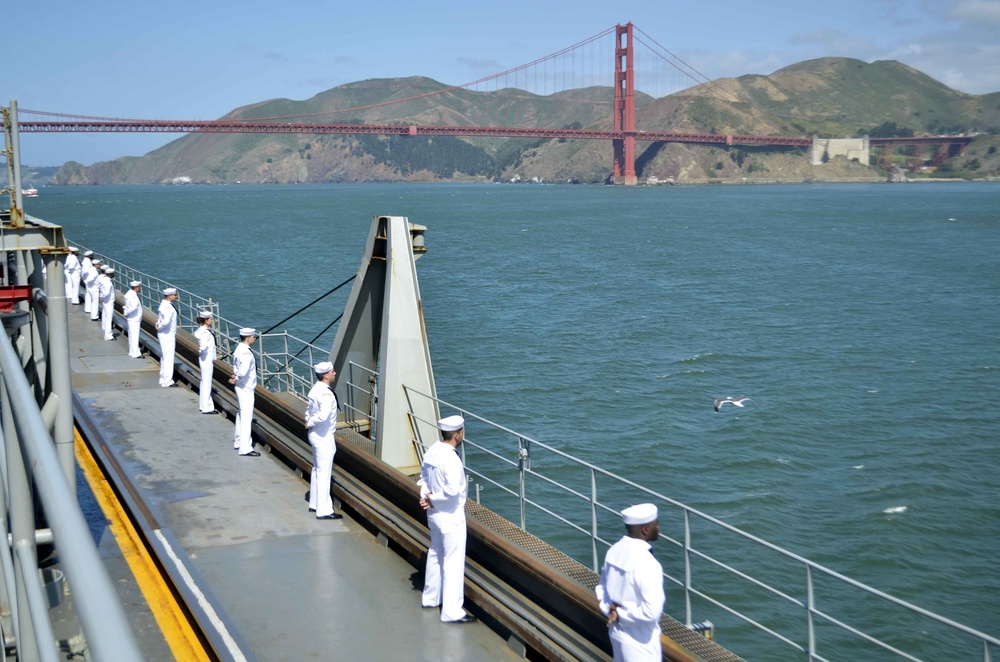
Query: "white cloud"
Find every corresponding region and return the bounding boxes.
[949,0,1000,25]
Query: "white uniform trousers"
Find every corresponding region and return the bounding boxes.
[234,386,255,453]
[101,300,114,340]
[422,516,468,621]
[86,286,98,317]
[198,358,214,412]
[158,332,175,386]
[308,433,336,517]
[67,273,81,303]
[610,628,661,662]
[127,318,142,357]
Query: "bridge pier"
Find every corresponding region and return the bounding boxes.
[612,23,637,186]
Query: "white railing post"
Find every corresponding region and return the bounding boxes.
[807,563,817,661]
[590,468,599,572]
[518,437,528,531]
[684,509,693,627]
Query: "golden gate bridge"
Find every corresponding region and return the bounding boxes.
[15,23,971,183]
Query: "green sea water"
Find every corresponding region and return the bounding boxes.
[30,182,1000,660]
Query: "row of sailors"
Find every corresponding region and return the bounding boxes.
[66,248,264,460]
[63,247,120,343]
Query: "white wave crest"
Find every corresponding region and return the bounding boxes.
[883,506,907,514]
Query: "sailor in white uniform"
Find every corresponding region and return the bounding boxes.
[595,503,666,662]
[305,361,341,519]
[122,281,143,358]
[229,328,259,456]
[65,246,81,303]
[97,267,116,340]
[418,415,476,623]
[81,251,94,313]
[155,288,178,387]
[194,310,218,414]
[86,259,102,320]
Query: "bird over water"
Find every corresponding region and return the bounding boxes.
[714,396,752,412]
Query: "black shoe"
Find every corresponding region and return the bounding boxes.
[317,513,343,520]
[304,490,310,502]
[240,451,261,457]
[202,411,220,415]
[422,604,439,610]
[167,383,178,388]
[448,614,477,624]
[308,508,316,512]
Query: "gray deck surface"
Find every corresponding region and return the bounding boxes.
[68,303,520,661]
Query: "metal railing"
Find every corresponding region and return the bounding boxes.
[0,314,142,660]
[402,385,1000,662]
[338,361,379,437]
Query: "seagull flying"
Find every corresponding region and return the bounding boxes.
[714,396,752,412]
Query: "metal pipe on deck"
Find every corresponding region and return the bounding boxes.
[44,251,75,491]
[0,325,143,660]
[0,370,42,660]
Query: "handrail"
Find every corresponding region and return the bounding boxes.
[401,385,1000,661]
[0,327,143,659]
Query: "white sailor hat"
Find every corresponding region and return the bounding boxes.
[130,280,141,288]
[163,287,177,295]
[101,265,111,272]
[91,258,102,264]
[69,246,79,253]
[239,327,257,337]
[106,267,115,274]
[197,310,213,319]
[313,361,334,374]
[621,503,658,526]
[437,415,465,432]
[83,250,93,256]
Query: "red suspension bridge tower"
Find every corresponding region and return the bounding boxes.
[612,23,637,186]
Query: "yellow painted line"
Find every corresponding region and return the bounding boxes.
[75,428,211,661]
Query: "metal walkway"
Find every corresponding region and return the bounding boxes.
[66,297,522,660]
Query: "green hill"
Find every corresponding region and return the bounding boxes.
[52,60,1000,186]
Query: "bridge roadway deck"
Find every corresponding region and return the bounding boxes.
[64,302,521,661]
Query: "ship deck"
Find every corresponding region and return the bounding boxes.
[64,301,522,660]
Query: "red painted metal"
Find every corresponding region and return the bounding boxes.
[0,285,33,313]
[612,23,636,184]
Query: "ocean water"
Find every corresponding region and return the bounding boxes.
[30,182,1000,659]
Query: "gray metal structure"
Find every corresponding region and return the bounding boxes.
[2,101,142,660]
[328,216,439,474]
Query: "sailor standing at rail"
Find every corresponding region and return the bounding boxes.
[418,415,477,624]
[81,250,94,312]
[122,281,143,358]
[194,311,218,414]
[97,266,116,340]
[305,362,341,519]
[229,328,259,456]
[595,503,666,662]
[155,287,179,387]
[65,246,81,303]
[85,259,102,320]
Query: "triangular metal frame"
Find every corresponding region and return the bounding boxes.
[328,216,438,473]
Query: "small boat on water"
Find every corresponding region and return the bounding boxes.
[21,187,38,197]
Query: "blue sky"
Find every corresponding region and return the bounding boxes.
[8,0,1000,166]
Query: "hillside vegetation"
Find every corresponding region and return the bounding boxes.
[53,59,1000,186]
